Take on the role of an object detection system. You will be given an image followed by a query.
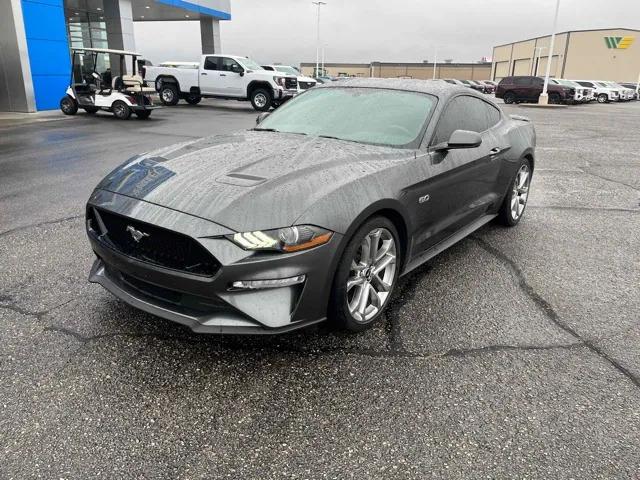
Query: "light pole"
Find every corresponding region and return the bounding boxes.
[534,46,546,75]
[312,1,326,78]
[539,0,560,104]
[432,47,438,80]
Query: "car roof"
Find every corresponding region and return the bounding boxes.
[316,77,481,100]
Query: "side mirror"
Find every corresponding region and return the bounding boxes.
[239,71,245,77]
[256,112,270,125]
[434,130,482,151]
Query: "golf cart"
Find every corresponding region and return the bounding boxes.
[60,47,159,120]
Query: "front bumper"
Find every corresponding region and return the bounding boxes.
[86,190,343,334]
[274,87,298,100]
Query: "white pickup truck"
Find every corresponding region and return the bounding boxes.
[144,55,299,111]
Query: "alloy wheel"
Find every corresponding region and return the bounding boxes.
[254,93,268,108]
[347,228,397,322]
[161,88,174,103]
[510,164,531,220]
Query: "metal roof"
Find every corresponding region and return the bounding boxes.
[70,47,142,56]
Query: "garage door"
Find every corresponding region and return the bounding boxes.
[537,55,560,77]
[494,61,509,81]
[513,58,531,76]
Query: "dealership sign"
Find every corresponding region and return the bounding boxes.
[604,36,634,49]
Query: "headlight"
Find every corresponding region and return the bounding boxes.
[273,76,286,87]
[227,225,333,252]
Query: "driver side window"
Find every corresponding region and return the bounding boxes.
[220,57,241,72]
[431,96,500,145]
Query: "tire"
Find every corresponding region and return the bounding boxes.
[135,110,152,119]
[185,93,202,105]
[549,93,561,104]
[250,88,272,111]
[159,83,179,106]
[597,93,608,104]
[497,158,532,227]
[60,95,78,115]
[112,100,131,120]
[84,106,99,114]
[503,91,516,104]
[329,216,401,332]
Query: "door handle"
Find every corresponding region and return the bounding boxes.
[201,72,207,75]
[490,147,502,155]
[220,73,227,76]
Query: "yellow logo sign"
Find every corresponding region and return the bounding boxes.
[604,36,634,49]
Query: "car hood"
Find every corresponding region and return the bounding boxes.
[96,131,409,232]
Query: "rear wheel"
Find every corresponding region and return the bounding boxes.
[159,83,179,106]
[329,216,401,332]
[503,91,516,104]
[185,93,202,105]
[60,95,78,115]
[597,93,608,103]
[135,110,152,119]
[250,88,272,111]
[498,158,532,227]
[112,100,131,120]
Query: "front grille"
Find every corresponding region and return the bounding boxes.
[285,77,297,89]
[298,81,315,90]
[89,207,220,277]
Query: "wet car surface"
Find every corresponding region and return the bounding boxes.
[1,99,639,479]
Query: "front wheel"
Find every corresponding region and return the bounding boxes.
[250,88,272,111]
[60,95,78,115]
[549,93,561,104]
[112,100,131,120]
[135,110,152,119]
[329,217,401,332]
[597,93,608,104]
[498,159,532,227]
[503,92,516,104]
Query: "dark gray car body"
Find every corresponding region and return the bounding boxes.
[87,78,536,334]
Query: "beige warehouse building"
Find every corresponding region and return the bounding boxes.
[491,27,640,82]
[300,62,491,80]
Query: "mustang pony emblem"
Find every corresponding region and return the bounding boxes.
[126,225,149,242]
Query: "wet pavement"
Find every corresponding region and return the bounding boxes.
[1,98,639,479]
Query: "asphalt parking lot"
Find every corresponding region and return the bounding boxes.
[1,98,639,479]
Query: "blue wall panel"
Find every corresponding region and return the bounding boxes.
[21,0,71,110]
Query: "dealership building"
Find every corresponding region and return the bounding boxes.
[1,0,231,112]
[300,61,491,81]
[491,27,640,82]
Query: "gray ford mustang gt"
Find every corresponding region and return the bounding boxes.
[86,78,535,334]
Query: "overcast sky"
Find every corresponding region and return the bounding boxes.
[135,0,640,66]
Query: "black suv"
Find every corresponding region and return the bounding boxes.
[496,76,573,104]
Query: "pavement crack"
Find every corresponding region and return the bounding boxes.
[0,214,83,238]
[471,235,640,390]
[527,205,640,214]
[0,298,75,321]
[385,263,432,354]
[580,168,640,193]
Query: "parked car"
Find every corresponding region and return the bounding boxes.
[85,79,536,334]
[456,79,486,93]
[145,55,298,111]
[262,64,317,92]
[601,81,634,101]
[619,82,639,100]
[476,80,496,94]
[573,80,620,103]
[549,79,594,103]
[60,47,158,120]
[496,76,574,104]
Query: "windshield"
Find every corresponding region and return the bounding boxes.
[274,66,298,75]
[238,57,263,71]
[257,87,436,148]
